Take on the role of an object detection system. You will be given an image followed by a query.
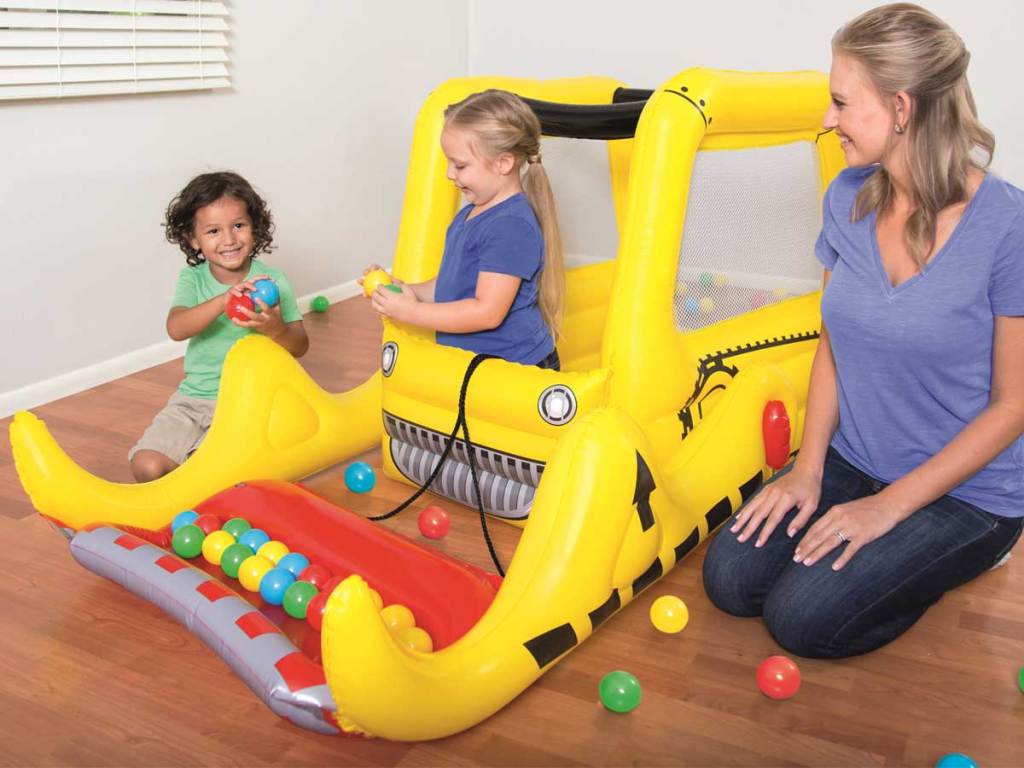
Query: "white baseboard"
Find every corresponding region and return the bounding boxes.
[0,279,364,419]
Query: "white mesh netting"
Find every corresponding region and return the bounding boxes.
[537,136,619,267]
[673,141,824,331]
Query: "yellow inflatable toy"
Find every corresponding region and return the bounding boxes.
[10,69,844,741]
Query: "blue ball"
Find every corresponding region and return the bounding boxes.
[251,279,279,308]
[683,296,700,315]
[259,567,296,605]
[936,755,978,768]
[344,461,376,494]
[237,528,271,553]
[277,552,311,578]
[171,509,199,533]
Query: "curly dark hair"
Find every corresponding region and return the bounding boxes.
[164,171,275,266]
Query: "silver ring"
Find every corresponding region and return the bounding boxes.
[834,529,848,543]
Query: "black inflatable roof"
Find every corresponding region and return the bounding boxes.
[521,88,653,140]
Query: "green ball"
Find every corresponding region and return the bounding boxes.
[311,295,329,313]
[220,543,253,579]
[698,271,713,289]
[599,670,642,713]
[283,580,319,619]
[1018,666,1024,694]
[171,524,205,559]
[221,517,251,539]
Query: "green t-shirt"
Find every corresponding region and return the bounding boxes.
[173,259,302,399]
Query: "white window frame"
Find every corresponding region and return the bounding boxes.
[0,0,230,101]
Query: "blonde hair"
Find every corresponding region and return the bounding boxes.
[833,3,995,266]
[444,89,565,339]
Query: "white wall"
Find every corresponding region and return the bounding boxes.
[0,1,468,412]
[469,0,1023,186]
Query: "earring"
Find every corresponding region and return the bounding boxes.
[894,123,904,134]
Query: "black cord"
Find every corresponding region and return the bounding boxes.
[368,354,505,576]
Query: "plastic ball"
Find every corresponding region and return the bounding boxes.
[277,552,310,578]
[699,296,715,314]
[221,517,251,539]
[251,278,279,308]
[237,528,271,553]
[344,461,376,493]
[650,595,689,633]
[257,540,290,565]
[418,506,450,539]
[368,588,384,610]
[599,670,642,713]
[171,509,198,533]
[259,567,296,606]
[683,296,700,316]
[283,581,319,619]
[171,523,205,559]
[1018,665,1024,694]
[698,272,713,289]
[193,513,221,535]
[712,272,729,288]
[306,591,329,631]
[756,655,801,700]
[321,576,343,594]
[772,286,788,301]
[220,543,253,579]
[936,754,979,768]
[225,292,255,321]
[311,295,329,313]
[238,555,275,593]
[298,564,332,589]
[397,626,434,653]
[362,269,393,297]
[675,281,687,296]
[201,530,236,565]
[383,284,403,293]
[380,604,416,634]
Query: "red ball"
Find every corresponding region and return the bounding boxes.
[306,591,328,631]
[298,564,333,589]
[320,576,343,595]
[418,505,450,539]
[225,293,255,321]
[193,513,221,535]
[756,655,801,700]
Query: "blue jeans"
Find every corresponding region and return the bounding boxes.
[703,447,1023,658]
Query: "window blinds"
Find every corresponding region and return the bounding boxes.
[0,0,230,101]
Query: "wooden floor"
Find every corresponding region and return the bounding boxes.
[2,297,1022,767]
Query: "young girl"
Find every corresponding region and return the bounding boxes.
[702,3,1024,658]
[129,171,309,482]
[365,89,564,369]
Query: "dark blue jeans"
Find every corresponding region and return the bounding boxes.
[703,447,1023,658]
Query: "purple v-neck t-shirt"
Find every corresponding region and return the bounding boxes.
[817,166,1024,518]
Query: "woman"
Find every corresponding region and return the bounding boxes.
[702,3,1024,658]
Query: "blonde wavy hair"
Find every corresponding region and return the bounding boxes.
[444,89,565,339]
[833,3,995,266]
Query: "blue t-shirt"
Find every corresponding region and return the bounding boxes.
[434,193,554,365]
[817,166,1024,518]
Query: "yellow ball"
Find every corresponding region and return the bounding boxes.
[362,269,393,298]
[257,540,290,564]
[650,595,689,633]
[699,296,715,314]
[201,530,236,566]
[772,286,788,300]
[397,626,434,653]
[675,281,687,296]
[712,272,729,288]
[380,604,415,634]
[368,588,384,611]
[238,555,275,592]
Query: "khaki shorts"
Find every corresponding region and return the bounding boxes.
[129,391,217,465]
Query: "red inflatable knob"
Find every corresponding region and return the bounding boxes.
[762,400,791,470]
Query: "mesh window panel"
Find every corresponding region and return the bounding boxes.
[539,136,618,267]
[673,141,823,331]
